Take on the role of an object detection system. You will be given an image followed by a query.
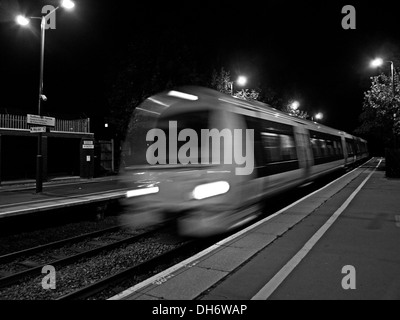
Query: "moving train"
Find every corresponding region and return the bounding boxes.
[118,86,369,237]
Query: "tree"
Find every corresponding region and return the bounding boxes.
[355,72,400,146]
[279,100,310,119]
[356,70,400,177]
[234,89,260,101]
[210,67,232,95]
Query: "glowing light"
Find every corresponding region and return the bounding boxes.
[167,91,198,101]
[371,58,384,68]
[315,113,323,120]
[126,187,159,198]
[192,181,230,200]
[237,76,247,86]
[291,101,300,110]
[61,0,75,9]
[16,15,30,26]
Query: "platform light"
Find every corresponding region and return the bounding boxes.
[228,75,248,96]
[61,0,75,10]
[370,58,384,68]
[315,112,323,120]
[16,15,30,26]
[192,181,230,200]
[291,101,300,110]
[237,76,247,86]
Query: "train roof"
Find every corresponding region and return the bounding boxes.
[136,86,366,143]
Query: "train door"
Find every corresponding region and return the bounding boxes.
[341,136,348,165]
[294,126,313,179]
[345,138,356,164]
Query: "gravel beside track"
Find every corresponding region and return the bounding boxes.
[0,235,179,300]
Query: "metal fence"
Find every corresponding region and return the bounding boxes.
[0,114,90,133]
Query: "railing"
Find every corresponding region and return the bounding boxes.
[0,114,91,133]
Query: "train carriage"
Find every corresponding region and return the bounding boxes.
[119,86,369,237]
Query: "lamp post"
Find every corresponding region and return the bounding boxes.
[371,58,395,98]
[228,75,247,96]
[16,0,75,193]
[371,57,397,147]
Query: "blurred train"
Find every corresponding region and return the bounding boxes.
[118,86,369,237]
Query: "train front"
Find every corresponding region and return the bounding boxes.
[117,88,250,237]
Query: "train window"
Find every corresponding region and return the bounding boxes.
[245,116,299,174]
[280,134,297,160]
[346,139,354,155]
[310,138,321,157]
[337,141,343,155]
[333,141,338,155]
[262,120,294,136]
[261,132,297,163]
[326,140,334,156]
[319,139,327,157]
[309,130,344,164]
[261,132,281,162]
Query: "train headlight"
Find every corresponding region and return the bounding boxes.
[191,181,230,200]
[126,186,159,198]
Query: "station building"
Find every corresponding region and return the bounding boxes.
[0,113,95,184]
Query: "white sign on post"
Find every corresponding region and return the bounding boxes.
[30,126,46,133]
[83,140,94,149]
[27,114,55,127]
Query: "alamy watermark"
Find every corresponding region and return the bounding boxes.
[145,121,255,176]
[342,5,356,30]
[43,5,57,30]
[42,265,56,290]
[341,265,356,290]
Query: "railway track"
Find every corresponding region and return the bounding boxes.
[0,224,162,289]
[0,225,123,265]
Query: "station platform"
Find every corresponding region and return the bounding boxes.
[0,175,127,219]
[111,157,400,300]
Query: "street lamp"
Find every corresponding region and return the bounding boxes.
[16,1,75,193]
[228,76,247,96]
[370,58,395,98]
[61,0,75,9]
[371,57,397,147]
[290,101,300,111]
[313,112,323,121]
[15,15,30,26]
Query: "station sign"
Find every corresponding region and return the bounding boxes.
[82,140,94,149]
[30,126,46,133]
[27,114,55,127]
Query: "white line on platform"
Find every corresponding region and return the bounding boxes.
[109,158,375,300]
[251,158,382,300]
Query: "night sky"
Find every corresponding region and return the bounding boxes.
[1,0,399,136]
